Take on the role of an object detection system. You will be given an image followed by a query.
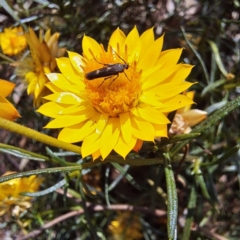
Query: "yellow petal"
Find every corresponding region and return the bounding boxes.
[82,133,101,158]
[44,107,97,128]
[139,94,165,107]
[124,26,140,61]
[131,106,170,124]
[38,102,69,118]
[120,112,132,144]
[177,91,195,113]
[82,35,102,59]
[166,64,194,83]
[58,120,95,143]
[152,124,168,137]
[45,116,87,128]
[142,65,179,89]
[160,94,195,112]
[56,57,84,86]
[45,82,62,93]
[44,92,82,104]
[92,150,101,160]
[131,116,155,141]
[114,134,137,159]
[157,48,183,67]
[154,82,195,99]
[96,113,109,134]
[138,35,164,70]
[139,27,155,58]
[99,118,120,159]
[109,28,126,52]
[0,96,21,120]
[46,73,81,94]
[0,79,15,97]
[99,118,113,159]
[59,105,86,115]
[68,51,85,75]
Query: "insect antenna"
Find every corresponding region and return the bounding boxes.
[109,45,128,64]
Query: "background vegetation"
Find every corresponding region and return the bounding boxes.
[0,0,240,239]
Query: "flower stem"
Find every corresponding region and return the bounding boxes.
[0,117,81,154]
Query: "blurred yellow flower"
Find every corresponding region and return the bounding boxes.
[0,26,27,56]
[17,28,65,106]
[0,79,21,120]
[169,91,207,134]
[0,171,43,218]
[38,27,194,160]
[108,211,142,240]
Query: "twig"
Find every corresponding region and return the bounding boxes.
[17,203,166,240]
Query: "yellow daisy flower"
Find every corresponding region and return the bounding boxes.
[38,27,194,160]
[0,26,27,56]
[169,91,207,134]
[0,171,43,217]
[0,79,21,121]
[17,28,65,106]
[108,211,142,240]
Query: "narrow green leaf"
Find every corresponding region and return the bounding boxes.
[0,165,82,183]
[108,165,130,191]
[208,40,228,77]
[182,186,197,240]
[201,144,240,167]
[195,172,211,202]
[0,143,48,161]
[164,153,178,240]
[181,26,210,84]
[201,79,226,96]
[205,101,227,114]
[0,0,28,31]
[21,179,67,197]
[111,162,142,190]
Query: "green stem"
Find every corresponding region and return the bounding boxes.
[0,117,81,155]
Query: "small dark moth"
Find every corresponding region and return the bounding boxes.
[85,49,130,87]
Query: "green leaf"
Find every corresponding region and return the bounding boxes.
[21,179,67,197]
[208,40,228,77]
[0,0,28,31]
[164,152,178,240]
[0,143,48,161]
[201,79,226,96]
[182,186,197,240]
[0,166,82,183]
[195,172,211,202]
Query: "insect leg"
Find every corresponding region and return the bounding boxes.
[98,74,119,88]
[108,74,119,86]
[123,71,131,82]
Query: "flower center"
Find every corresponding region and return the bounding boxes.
[84,46,142,117]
